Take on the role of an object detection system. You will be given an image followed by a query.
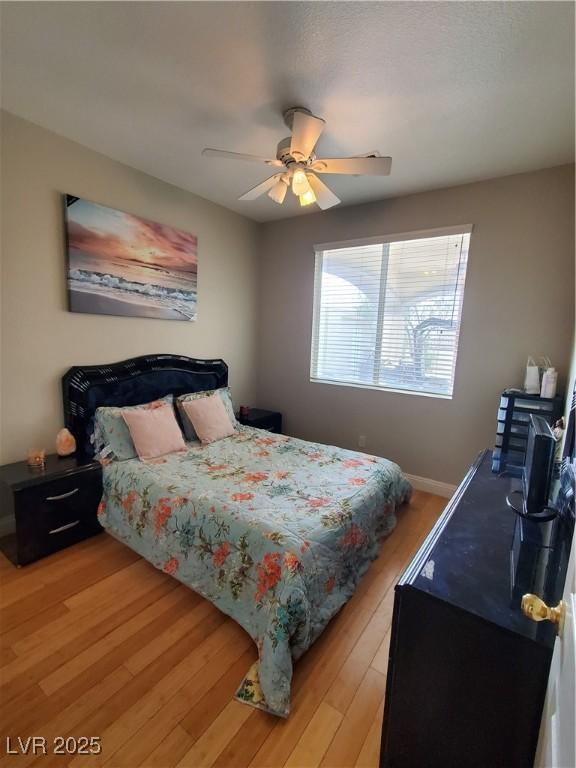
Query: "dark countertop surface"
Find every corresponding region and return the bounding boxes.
[403,450,572,650]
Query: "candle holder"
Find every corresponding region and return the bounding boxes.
[27,449,46,469]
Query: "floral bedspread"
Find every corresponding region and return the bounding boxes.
[98,426,411,716]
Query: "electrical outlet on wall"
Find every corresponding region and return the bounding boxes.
[358,435,366,448]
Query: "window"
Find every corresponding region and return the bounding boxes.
[310,226,471,398]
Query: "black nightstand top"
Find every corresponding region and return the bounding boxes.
[237,408,278,422]
[0,454,100,491]
[237,408,282,433]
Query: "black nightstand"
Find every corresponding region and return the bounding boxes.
[0,454,103,566]
[237,408,282,434]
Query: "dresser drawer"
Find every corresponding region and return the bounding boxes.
[14,470,103,565]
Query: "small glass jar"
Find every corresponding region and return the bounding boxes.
[27,449,46,468]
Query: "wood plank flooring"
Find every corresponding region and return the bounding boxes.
[0,491,444,767]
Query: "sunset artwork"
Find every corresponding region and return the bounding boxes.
[65,195,198,321]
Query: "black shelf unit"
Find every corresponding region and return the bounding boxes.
[492,391,563,475]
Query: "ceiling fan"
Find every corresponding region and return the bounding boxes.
[202,107,392,210]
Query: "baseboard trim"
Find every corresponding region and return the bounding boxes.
[404,473,456,499]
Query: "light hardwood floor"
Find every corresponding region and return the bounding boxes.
[0,491,444,768]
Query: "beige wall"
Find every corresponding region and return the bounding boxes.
[0,111,259,464]
[257,165,575,485]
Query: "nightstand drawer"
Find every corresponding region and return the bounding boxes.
[237,409,282,434]
[14,470,103,565]
[251,419,282,433]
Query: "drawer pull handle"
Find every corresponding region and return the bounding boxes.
[521,593,566,636]
[49,520,80,535]
[46,488,79,501]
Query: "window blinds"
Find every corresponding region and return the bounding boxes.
[310,228,471,397]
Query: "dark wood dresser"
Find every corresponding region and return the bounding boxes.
[380,450,573,768]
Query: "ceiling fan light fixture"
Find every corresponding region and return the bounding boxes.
[203,107,392,211]
[291,168,312,197]
[299,189,316,207]
[267,178,288,204]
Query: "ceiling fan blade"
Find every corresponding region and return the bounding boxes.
[202,148,282,166]
[290,111,326,161]
[306,173,341,210]
[238,174,283,201]
[312,156,392,176]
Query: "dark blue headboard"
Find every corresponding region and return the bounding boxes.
[62,354,228,457]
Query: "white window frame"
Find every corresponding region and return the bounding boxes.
[310,224,473,399]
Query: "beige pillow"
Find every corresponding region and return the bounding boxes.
[181,393,235,444]
[122,404,186,460]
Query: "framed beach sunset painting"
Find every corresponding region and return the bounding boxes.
[64,195,198,321]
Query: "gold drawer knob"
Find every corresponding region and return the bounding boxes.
[521,594,566,636]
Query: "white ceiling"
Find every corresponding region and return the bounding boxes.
[1,2,574,222]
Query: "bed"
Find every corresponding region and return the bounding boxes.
[63,354,411,717]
